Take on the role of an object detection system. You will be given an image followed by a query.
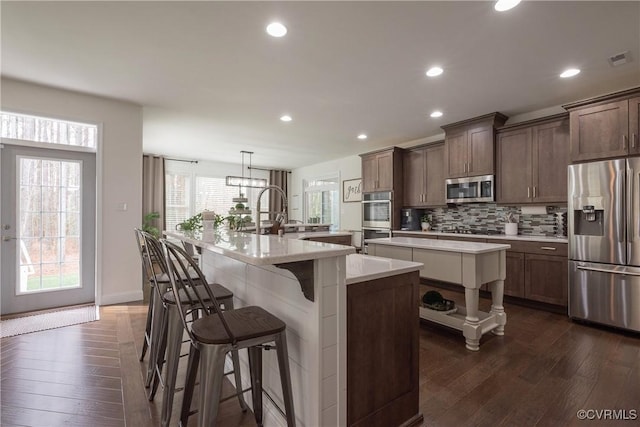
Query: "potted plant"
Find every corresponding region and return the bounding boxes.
[504,212,519,235]
[142,211,160,238]
[177,213,203,232]
[420,214,433,232]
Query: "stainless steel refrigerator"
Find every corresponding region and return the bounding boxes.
[568,158,640,332]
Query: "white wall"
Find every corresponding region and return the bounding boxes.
[290,155,362,244]
[1,78,144,305]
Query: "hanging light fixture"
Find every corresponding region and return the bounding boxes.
[226,151,267,202]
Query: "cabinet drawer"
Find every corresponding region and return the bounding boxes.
[487,239,567,257]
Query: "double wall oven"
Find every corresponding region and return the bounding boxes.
[362,191,392,251]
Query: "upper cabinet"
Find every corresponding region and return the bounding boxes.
[442,112,508,178]
[403,142,445,207]
[563,88,640,162]
[360,147,404,193]
[496,114,569,205]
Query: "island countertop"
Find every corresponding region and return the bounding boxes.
[165,229,355,266]
[346,253,422,285]
[366,236,511,254]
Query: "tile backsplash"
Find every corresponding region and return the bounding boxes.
[423,203,567,236]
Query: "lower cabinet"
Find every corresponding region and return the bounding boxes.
[488,239,568,307]
[524,253,568,306]
[347,271,420,427]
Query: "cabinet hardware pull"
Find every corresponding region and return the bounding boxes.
[623,135,628,150]
[533,186,537,198]
[527,187,530,198]
[540,246,557,251]
[633,133,637,149]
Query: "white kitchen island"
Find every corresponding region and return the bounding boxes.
[166,230,423,427]
[367,237,511,351]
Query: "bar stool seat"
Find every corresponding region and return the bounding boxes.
[191,306,285,344]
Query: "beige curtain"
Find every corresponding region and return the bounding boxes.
[269,170,289,220]
[142,155,165,231]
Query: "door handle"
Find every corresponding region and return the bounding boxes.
[533,186,537,198]
[2,236,17,242]
[633,133,637,149]
[540,246,557,251]
[527,187,530,198]
[577,265,640,277]
[623,135,628,150]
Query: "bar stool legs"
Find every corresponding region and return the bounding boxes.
[159,302,247,427]
[181,330,296,427]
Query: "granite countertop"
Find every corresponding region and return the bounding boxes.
[165,229,354,266]
[393,230,568,244]
[366,237,511,254]
[346,254,422,285]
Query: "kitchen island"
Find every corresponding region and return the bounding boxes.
[166,230,423,427]
[367,237,510,351]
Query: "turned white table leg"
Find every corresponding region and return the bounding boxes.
[462,287,481,351]
[489,279,507,335]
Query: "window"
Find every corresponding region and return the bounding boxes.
[304,175,339,229]
[165,167,268,231]
[1,111,97,149]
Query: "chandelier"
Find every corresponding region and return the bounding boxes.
[225,151,267,203]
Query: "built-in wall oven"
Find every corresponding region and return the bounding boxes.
[362,191,392,254]
[362,191,392,228]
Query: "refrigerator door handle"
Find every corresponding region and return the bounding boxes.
[616,169,625,243]
[629,166,635,243]
[577,265,640,277]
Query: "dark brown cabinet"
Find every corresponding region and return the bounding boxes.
[442,113,508,179]
[563,88,640,162]
[487,239,568,307]
[496,114,569,204]
[630,96,640,156]
[360,147,403,193]
[402,143,445,207]
[525,253,568,306]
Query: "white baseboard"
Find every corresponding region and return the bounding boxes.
[99,290,143,306]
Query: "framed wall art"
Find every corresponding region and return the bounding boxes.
[342,178,362,203]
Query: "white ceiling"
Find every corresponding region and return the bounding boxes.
[2,1,639,170]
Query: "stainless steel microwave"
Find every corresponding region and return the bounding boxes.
[445,175,494,204]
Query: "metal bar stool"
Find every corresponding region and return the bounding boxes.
[140,232,246,427]
[134,228,154,362]
[162,239,296,427]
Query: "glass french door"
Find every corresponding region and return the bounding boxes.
[1,144,96,315]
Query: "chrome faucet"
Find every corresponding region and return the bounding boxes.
[256,185,288,235]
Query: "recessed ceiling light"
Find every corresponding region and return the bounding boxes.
[560,68,581,78]
[494,0,521,12]
[280,115,292,122]
[266,22,287,37]
[430,111,443,118]
[426,67,443,77]
[357,134,368,140]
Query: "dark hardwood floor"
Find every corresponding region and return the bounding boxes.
[1,285,639,426]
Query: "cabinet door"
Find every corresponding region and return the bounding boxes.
[569,100,629,162]
[468,124,495,176]
[424,144,445,206]
[376,151,394,191]
[403,149,425,206]
[532,118,569,203]
[524,253,568,306]
[629,96,640,155]
[362,154,378,192]
[504,251,525,298]
[445,130,468,178]
[496,127,533,204]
